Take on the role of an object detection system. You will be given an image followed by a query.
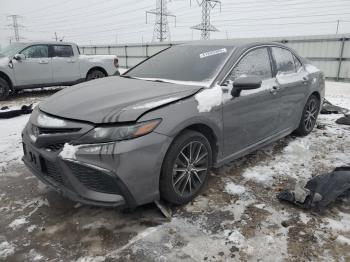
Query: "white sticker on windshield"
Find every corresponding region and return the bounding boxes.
[199,48,227,59]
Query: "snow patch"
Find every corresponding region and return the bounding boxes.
[224,182,246,195]
[28,249,44,261]
[336,235,350,245]
[195,84,223,112]
[0,241,15,259]
[27,225,38,233]
[242,166,274,184]
[59,143,79,159]
[9,217,28,230]
[305,64,320,74]
[75,256,105,262]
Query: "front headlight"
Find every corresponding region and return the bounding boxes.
[75,119,161,144]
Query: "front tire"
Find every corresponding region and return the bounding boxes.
[160,130,212,205]
[295,95,320,136]
[0,77,10,101]
[86,70,106,81]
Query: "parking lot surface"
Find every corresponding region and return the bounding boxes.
[1,81,350,261]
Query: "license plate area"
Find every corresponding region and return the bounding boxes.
[24,143,42,171]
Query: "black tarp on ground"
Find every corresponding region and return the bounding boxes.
[278,167,350,211]
[0,104,33,119]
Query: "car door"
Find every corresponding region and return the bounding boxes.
[270,47,310,131]
[50,45,81,83]
[222,47,281,156]
[13,44,53,86]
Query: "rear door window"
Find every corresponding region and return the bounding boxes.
[229,47,272,81]
[52,45,74,57]
[271,47,296,74]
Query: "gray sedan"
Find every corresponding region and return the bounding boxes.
[22,40,325,207]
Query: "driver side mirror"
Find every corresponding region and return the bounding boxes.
[13,53,26,61]
[231,76,262,97]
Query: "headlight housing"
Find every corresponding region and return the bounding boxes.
[75,119,161,144]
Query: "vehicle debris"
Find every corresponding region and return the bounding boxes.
[154,200,172,219]
[336,115,350,126]
[321,99,349,114]
[277,167,350,211]
[0,104,33,119]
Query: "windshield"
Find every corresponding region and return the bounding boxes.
[0,43,27,57]
[125,45,234,85]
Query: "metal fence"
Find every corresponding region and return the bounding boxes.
[80,34,350,82]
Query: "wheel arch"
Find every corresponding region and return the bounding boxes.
[173,123,219,164]
[0,71,13,90]
[310,91,321,102]
[86,66,108,79]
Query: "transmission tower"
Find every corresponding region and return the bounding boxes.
[191,0,221,40]
[146,0,176,42]
[7,15,24,42]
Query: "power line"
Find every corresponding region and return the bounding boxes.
[146,0,176,42]
[6,15,24,42]
[191,0,221,40]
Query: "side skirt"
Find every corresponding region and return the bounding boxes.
[214,127,294,168]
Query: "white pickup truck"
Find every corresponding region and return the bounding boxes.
[0,41,119,100]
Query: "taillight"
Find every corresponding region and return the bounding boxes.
[114,58,119,68]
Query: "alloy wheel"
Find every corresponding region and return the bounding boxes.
[304,98,318,132]
[172,141,209,197]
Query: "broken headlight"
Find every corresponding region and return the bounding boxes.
[76,119,161,144]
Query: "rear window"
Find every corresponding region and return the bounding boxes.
[52,45,74,57]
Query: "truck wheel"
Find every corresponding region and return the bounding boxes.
[0,78,10,101]
[160,130,212,205]
[86,70,106,81]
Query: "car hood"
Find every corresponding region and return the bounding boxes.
[39,76,203,123]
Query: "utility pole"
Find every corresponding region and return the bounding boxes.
[146,0,176,42]
[336,20,340,35]
[53,32,64,42]
[191,0,221,40]
[7,15,24,42]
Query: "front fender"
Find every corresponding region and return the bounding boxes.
[138,96,224,158]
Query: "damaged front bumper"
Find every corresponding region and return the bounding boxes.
[22,124,172,208]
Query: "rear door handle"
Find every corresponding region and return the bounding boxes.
[39,60,49,64]
[67,59,76,63]
[270,86,281,95]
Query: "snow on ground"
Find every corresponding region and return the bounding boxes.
[0,81,349,261]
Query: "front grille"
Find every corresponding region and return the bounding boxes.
[41,158,64,185]
[38,127,81,134]
[46,143,64,152]
[66,162,119,195]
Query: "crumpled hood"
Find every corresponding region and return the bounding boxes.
[39,76,203,123]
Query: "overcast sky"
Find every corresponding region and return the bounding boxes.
[0,0,350,48]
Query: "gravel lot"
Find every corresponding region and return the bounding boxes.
[0,81,350,261]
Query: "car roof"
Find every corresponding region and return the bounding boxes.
[182,39,287,49]
[16,41,76,46]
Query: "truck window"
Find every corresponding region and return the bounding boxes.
[20,45,48,58]
[52,45,74,57]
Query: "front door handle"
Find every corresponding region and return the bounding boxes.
[270,86,281,95]
[302,76,309,85]
[39,60,49,64]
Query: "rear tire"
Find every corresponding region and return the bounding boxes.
[294,94,320,136]
[86,70,106,81]
[0,77,10,101]
[160,130,212,205]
